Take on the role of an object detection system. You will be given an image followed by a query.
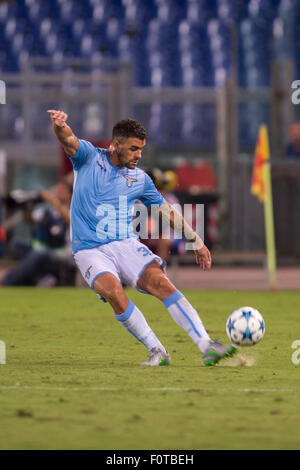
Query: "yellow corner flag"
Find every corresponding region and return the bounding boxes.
[251,125,277,288]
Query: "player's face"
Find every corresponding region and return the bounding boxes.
[115,137,146,169]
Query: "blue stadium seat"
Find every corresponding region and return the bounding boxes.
[186,0,216,23]
[27,1,55,22]
[178,20,209,55]
[149,66,175,87]
[216,0,239,24]
[145,19,180,86]
[39,17,58,38]
[248,0,279,22]
[211,51,230,70]
[207,18,231,45]
[213,67,228,86]
[10,33,28,57]
[274,1,296,61]
[245,68,270,87]
[79,33,99,57]
[178,20,213,86]
[181,66,208,87]
[118,33,148,85]
[73,20,112,57]
[4,18,27,40]
[42,31,64,57]
[181,103,215,148]
[239,17,272,88]
[278,0,294,20]
[124,0,157,27]
[148,103,183,147]
[106,18,124,56]
[0,1,20,23]
[118,34,143,59]
[147,19,178,49]
[71,19,89,53]
[58,0,92,23]
[156,0,186,24]
[90,0,124,22]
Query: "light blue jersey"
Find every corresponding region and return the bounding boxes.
[68,139,165,253]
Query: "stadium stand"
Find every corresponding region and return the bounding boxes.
[0,0,299,148]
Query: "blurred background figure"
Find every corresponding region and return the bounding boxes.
[139,168,185,264]
[286,123,300,159]
[1,179,73,287]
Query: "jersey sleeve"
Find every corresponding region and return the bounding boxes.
[68,139,96,171]
[140,173,166,207]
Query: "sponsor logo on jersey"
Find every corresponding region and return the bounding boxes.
[97,161,106,171]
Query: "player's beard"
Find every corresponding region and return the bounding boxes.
[116,150,138,169]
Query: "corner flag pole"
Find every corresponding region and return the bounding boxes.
[263,142,277,288]
[251,125,277,288]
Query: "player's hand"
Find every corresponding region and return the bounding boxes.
[47,109,68,128]
[194,244,212,271]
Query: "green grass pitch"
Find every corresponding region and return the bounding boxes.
[0,287,300,450]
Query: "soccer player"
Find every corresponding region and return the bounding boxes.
[47,110,237,366]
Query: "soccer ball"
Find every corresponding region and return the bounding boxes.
[226,306,265,346]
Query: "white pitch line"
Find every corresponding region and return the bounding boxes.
[0,385,300,393]
[149,387,300,393]
[0,385,118,392]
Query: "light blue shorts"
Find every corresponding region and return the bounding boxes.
[73,238,166,301]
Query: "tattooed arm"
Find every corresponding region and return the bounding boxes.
[47,109,79,157]
[159,201,212,270]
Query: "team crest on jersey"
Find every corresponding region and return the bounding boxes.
[123,175,137,187]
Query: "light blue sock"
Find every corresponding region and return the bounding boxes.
[115,300,166,352]
[163,290,211,353]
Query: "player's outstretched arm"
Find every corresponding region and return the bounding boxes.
[159,202,212,271]
[47,109,79,157]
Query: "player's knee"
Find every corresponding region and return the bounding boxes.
[101,284,123,304]
[94,277,121,303]
[143,272,168,295]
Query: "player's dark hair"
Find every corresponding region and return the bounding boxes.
[112,118,147,141]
